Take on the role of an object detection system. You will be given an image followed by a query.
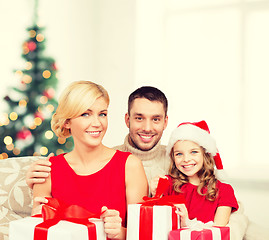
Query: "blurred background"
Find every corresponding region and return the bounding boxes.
[1,0,268,229]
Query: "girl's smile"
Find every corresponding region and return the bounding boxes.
[173,140,204,184]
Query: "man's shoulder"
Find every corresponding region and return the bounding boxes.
[113,144,126,151]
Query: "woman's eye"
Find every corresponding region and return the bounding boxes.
[81,113,89,117]
[100,113,107,117]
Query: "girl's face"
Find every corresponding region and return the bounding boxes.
[173,140,204,185]
[65,97,108,148]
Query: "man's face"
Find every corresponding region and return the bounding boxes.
[125,98,168,151]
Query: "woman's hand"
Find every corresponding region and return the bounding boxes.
[175,203,189,227]
[31,196,49,216]
[26,153,53,189]
[101,206,126,239]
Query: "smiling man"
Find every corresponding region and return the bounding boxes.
[114,86,170,183]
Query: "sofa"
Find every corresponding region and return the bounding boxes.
[0,156,45,240]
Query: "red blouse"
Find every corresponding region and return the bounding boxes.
[50,150,131,227]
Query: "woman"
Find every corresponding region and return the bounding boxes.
[32,81,148,239]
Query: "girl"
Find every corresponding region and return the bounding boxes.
[150,120,238,227]
[32,81,148,240]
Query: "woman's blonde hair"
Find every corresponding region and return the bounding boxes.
[169,144,218,201]
[51,81,110,138]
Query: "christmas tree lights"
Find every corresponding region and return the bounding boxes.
[0,1,73,159]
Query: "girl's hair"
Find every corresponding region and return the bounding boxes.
[51,81,110,138]
[169,144,218,201]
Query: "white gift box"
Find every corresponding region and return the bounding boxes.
[9,216,106,240]
[127,204,180,240]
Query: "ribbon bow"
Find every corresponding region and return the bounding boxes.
[186,218,214,231]
[34,198,101,240]
[141,177,185,206]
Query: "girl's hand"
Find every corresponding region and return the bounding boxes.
[31,197,48,216]
[175,203,189,227]
[101,206,126,239]
[150,175,167,197]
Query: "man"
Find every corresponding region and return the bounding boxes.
[26,86,249,240]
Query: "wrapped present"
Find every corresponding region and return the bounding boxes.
[168,221,230,240]
[9,198,106,240]
[127,178,185,240]
[9,217,105,240]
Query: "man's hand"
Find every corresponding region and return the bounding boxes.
[26,153,53,189]
[150,175,167,197]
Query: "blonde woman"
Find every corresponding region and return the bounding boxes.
[32,81,148,240]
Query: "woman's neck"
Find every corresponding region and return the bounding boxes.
[69,144,108,163]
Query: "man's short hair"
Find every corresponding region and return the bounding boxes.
[128,86,168,116]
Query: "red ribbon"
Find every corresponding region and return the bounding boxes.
[33,198,101,240]
[139,178,185,240]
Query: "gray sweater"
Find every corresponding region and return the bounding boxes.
[114,135,170,184]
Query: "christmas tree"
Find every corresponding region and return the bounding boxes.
[0,1,73,159]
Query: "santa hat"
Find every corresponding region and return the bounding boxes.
[166,120,223,170]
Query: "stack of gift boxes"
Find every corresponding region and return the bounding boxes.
[9,179,230,240]
[125,178,230,240]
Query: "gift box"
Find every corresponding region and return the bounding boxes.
[126,178,185,240]
[9,198,106,240]
[9,217,106,240]
[127,204,181,240]
[168,226,230,240]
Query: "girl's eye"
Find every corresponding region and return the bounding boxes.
[191,151,198,154]
[175,152,182,157]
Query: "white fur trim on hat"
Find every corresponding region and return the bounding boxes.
[166,124,217,156]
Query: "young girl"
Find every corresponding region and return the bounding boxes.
[32,81,148,240]
[150,120,238,227]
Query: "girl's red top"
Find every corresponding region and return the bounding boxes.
[164,175,239,223]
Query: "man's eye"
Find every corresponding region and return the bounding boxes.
[136,117,142,121]
[153,118,160,122]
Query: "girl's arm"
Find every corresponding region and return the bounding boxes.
[31,174,52,216]
[214,206,232,226]
[101,154,148,240]
[175,203,189,227]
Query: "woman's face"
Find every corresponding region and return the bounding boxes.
[65,97,108,148]
[173,140,204,184]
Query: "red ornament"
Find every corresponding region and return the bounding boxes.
[51,62,57,70]
[43,88,55,99]
[16,129,32,140]
[34,111,44,120]
[27,41,37,51]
